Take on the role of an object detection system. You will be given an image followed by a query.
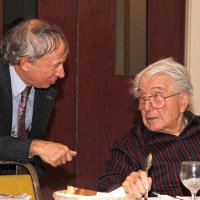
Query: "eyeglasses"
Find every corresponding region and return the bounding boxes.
[133,93,181,111]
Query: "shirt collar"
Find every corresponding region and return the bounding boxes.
[184,110,197,124]
[9,65,30,97]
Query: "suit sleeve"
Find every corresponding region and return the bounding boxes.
[0,136,33,162]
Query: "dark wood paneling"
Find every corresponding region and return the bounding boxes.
[37,1,77,199]
[76,0,137,189]
[147,0,185,64]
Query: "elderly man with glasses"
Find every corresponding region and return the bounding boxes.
[96,57,200,198]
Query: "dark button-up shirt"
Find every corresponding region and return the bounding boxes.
[96,111,200,196]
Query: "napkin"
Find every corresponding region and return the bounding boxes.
[153,193,191,200]
[0,193,31,199]
[154,194,178,200]
[175,196,191,200]
[96,186,126,198]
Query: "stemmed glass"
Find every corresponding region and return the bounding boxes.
[180,161,200,200]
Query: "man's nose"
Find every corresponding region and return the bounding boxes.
[143,99,154,111]
[55,65,65,78]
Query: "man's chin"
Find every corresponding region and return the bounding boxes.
[146,124,162,132]
[34,83,52,89]
[44,84,52,88]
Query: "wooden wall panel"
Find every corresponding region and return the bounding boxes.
[147,0,185,64]
[37,0,77,199]
[76,0,137,189]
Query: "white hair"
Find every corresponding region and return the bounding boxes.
[131,57,193,98]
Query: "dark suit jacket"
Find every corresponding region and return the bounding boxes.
[0,58,57,177]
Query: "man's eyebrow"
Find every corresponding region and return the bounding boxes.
[138,86,166,93]
[139,86,164,90]
[150,86,165,91]
[52,59,66,66]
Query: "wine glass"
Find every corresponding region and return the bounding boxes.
[180,161,200,200]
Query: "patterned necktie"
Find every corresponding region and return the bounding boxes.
[17,86,31,138]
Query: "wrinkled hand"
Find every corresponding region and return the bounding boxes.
[30,140,77,167]
[122,170,152,199]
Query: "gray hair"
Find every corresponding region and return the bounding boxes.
[131,57,193,98]
[1,18,69,64]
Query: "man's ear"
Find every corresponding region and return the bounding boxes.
[19,57,30,72]
[180,92,190,112]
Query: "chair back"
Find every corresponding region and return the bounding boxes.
[0,161,43,200]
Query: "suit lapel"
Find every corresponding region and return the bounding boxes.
[0,59,13,135]
[29,87,57,138]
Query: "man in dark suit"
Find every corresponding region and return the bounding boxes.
[0,18,77,178]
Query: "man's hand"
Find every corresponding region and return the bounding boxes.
[122,170,152,199]
[30,140,77,167]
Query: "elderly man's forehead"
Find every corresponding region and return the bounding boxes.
[139,73,176,91]
[140,72,174,81]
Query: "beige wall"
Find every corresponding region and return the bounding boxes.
[185,0,200,114]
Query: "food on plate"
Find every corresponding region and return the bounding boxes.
[65,186,97,196]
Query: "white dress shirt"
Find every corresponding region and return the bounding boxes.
[9,65,35,137]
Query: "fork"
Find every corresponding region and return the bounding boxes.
[144,153,153,200]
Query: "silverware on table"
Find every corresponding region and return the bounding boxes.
[144,153,153,200]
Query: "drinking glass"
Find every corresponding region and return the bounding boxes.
[180,161,200,200]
